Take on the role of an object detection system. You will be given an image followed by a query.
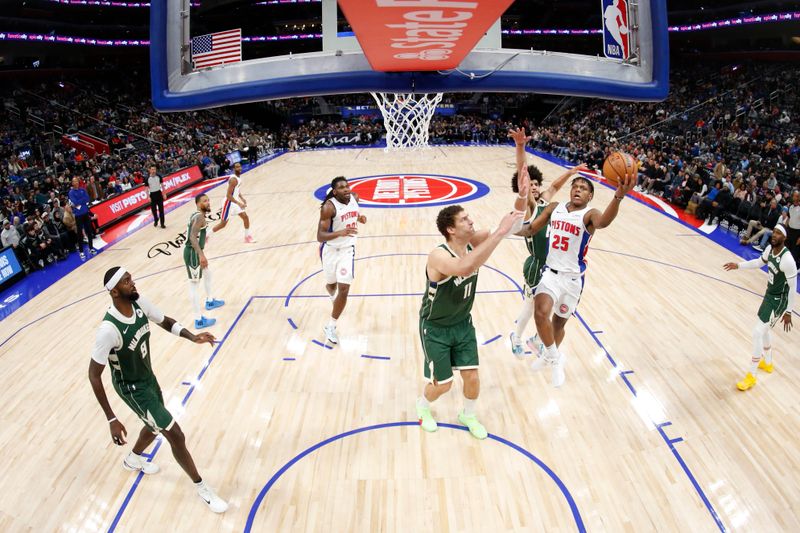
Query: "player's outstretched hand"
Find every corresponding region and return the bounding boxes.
[194,332,217,346]
[341,227,358,237]
[110,419,127,446]
[782,313,792,332]
[617,171,636,196]
[570,164,590,174]
[358,214,367,224]
[723,262,738,271]
[517,165,530,199]
[507,127,531,146]
[497,210,525,236]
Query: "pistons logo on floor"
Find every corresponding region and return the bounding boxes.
[314,174,489,208]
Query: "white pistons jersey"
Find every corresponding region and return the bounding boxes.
[327,195,360,248]
[545,202,592,274]
[230,173,243,202]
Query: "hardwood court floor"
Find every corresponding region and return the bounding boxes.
[0,146,797,532]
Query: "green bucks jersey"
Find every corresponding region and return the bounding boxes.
[185,212,206,250]
[420,244,478,327]
[764,246,791,297]
[102,302,154,384]
[524,200,549,258]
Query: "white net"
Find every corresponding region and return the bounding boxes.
[370,92,443,151]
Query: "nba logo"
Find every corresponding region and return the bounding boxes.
[601,0,630,60]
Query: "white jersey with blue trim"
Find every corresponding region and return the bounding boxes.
[327,195,360,248]
[230,173,243,202]
[545,202,592,274]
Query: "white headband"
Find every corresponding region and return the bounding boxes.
[774,224,787,237]
[105,267,127,291]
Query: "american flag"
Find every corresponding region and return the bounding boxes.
[191,29,241,70]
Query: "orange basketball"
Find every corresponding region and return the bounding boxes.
[602,151,637,186]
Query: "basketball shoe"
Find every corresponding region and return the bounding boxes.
[526,334,545,358]
[416,401,438,433]
[736,372,757,391]
[509,332,524,359]
[458,411,488,440]
[758,359,774,373]
[204,298,225,310]
[196,481,228,513]
[244,235,256,243]
[123,453,160,475]
[323,324,338,344]
[195,316,216,329]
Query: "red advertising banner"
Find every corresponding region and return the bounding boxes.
[337,0,513,71]
[90,165,204,228]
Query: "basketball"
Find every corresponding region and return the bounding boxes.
[602,152,637,186]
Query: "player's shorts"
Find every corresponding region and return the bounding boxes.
[534,267,585,318]
[183,246,203,281]
[321,244,355,285]
[522,255,546,298]
[758,291,789,327]
[419,316,479,384]
[112,379,174,434]
[221,199,244,221]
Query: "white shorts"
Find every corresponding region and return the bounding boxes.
[534,268,584,318]
[321,244,355,285]
[221,199,245,221]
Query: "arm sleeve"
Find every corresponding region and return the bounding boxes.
[91,322,120,365]
[737,257,767,270]
[781,252,797,314]
[137,296,165,324]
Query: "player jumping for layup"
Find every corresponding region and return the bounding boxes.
[520,168,635,387]
[507,127,588,359]
[212,162,255,243]
[724,224,796,391]
[317,176,367,345]
[416,177,527,439]
[88,267,228,513]
[185,193,225,329]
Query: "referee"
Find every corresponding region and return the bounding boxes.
[147,165,166,228]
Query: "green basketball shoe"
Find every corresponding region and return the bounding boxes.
[458,411,488,440]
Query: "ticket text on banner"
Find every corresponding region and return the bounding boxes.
[337,0,514,71]
[90,165,204,228]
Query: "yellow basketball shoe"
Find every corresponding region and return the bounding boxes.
[758,359,774,373]
[736,372,757,391]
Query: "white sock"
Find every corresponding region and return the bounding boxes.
[203,269,214,302]
[189,282,202,322]
[544,343,559,362]
[463,398,476,416]
[328,317,337,328]
[244,227,251,237]
[763,328,773,364]
[751,321,768,373]
[195,479,206,490]
[417,396,430,409]
[126,451,142,463]
[514,298,534,338]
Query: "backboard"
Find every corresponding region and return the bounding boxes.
[150,0,668,111]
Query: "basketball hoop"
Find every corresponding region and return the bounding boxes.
[370,92,443,151]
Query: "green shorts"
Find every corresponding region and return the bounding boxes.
[419,317,479,384]
[758,291,789,327]
[523,255,545,296]
[183,246,203,281]
[113,379,174,434]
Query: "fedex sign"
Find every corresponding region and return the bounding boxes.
[602,0,630,60]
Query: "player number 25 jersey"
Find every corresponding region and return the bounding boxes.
[545,202,592,274]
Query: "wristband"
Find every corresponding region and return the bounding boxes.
[517,193,527,199]
[614,195,624,201]
[108,417,117,423]
[171,322,185,336]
